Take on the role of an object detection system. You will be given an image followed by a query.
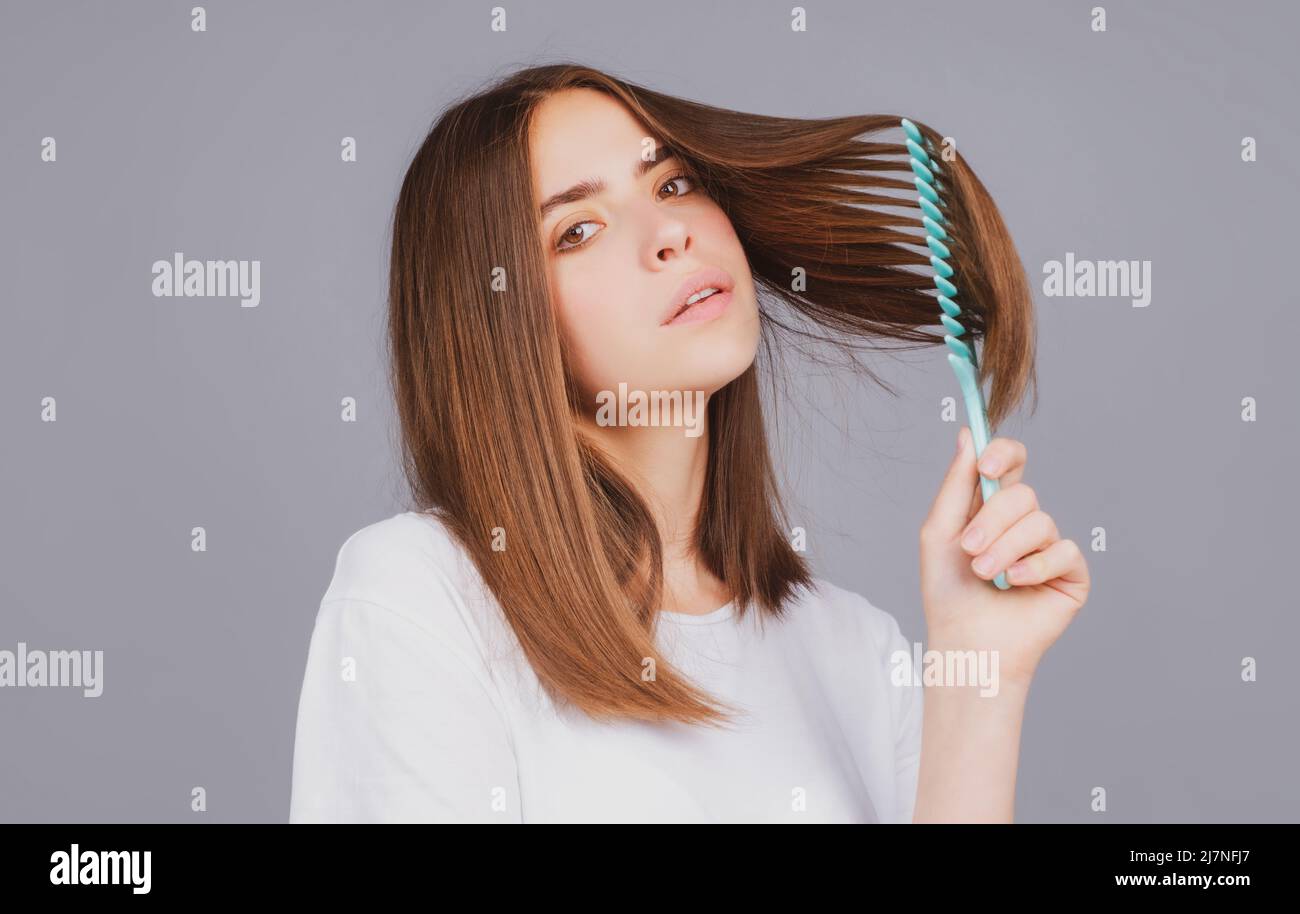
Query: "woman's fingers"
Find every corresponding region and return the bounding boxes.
[1004,537,1089,588]
[968,509,1059,581]
[976,436,1027,480]
[922,426,982,545]
[966,463,1025,523]
[959,481,1039,558]
[965,435,1026,522]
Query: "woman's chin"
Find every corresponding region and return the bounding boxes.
[582,333,758,401]
[688,336,760,391]
[678,358,757,398]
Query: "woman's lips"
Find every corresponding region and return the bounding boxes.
[664,289,732,326]
[662,266,735,325]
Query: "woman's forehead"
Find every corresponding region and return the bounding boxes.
[530,90,655,189]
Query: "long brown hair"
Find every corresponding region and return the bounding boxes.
[387,62,1036,726]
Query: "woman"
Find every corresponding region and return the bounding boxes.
[288,63,1090,823]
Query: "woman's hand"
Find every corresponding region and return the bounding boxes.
[918,426,1090,687]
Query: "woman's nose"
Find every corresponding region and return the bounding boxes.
[644,209,691,263]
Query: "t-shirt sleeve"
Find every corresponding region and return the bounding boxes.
[288,595,520,823]
[883,612,924,824]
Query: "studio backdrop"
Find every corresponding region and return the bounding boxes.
[1,0,1295,823]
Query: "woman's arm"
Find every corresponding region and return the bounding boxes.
[911,426,1091,822]
[912,673,1030,823]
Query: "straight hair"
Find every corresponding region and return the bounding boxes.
[387,63,1036,725]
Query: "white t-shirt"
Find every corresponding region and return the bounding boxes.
[288,510,923,824]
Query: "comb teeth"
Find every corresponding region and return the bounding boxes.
[901,117,972,368]
[902,120,1009,592]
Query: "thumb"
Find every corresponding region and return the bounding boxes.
[923,426,979,543]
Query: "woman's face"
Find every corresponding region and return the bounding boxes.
[529,88,761,409]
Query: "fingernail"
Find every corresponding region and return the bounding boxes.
[980,457,1000,476]
[1007,561,1028,580]
[972,553,995,575]
[961,527,983,551]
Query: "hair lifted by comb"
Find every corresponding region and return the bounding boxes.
[615,85,1038,429]
[388,62,1038,726]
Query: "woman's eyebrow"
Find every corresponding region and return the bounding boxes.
[537,145,676,219]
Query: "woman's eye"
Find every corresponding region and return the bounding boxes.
[658,172,696,199]
[554,173,696,255]
[555,220,601,253]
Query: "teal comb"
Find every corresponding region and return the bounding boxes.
[901,117,1010,590]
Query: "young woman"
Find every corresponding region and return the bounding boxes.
[288,64,1090,824]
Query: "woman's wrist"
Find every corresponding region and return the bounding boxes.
[923,624,1041,697]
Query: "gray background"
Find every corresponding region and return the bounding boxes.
[1,0,1295,823]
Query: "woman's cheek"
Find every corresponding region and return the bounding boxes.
[695,203,744,247]
[552,281,628,394]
